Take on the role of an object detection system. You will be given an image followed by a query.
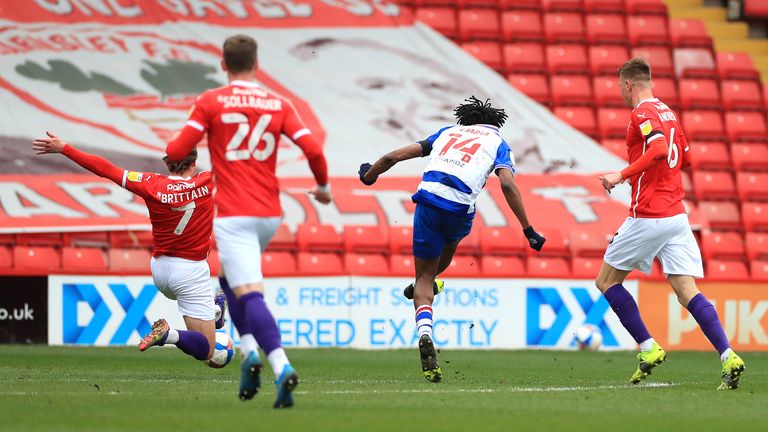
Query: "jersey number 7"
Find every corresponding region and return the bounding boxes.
[222,113,275,161]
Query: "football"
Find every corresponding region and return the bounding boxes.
[206,330,235,369]
[573,324,603,351]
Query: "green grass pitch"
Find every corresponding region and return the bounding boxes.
[0,346,765,432]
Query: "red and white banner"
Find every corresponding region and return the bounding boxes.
[0,175,629,233]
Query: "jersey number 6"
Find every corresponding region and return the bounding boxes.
[667,127,678,169]
[222,113,275,162]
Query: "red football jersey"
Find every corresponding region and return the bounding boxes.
[625,98,689,218]
[123,170,214,261]
[185,80,313,217]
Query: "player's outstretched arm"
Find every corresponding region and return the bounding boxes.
[358,144,423,186]
[165,126,204,162]
[600,139,666,193]
[498,168,545,251]
[33,131,124,184]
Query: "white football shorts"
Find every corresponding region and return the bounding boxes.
[604,213,704,278]
[213,216,281,288]
[150,255,215,320]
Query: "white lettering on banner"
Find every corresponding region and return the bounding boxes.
[531,186,603,223]
[0,182,86,218]
[667,295,768,346]
[319,0,374,15]
[156,0,188,15]
[187,0,226,17]
[58,182,148,217]
[252,0,312,18]
[34,0,141,17]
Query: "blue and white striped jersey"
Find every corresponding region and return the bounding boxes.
[412,124,515,216]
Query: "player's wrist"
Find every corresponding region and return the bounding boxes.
[316,183,331,194]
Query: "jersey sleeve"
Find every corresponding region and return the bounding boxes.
[418,126,452,157]
[121,171,156,198]
[494,140,516,174]
[281,99,329,186]
[632,108,665,145]
[186,96,210,133]
[281,99,312,142]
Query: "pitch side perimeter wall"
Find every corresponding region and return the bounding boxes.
[43,276,768,351]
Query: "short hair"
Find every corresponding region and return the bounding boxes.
[618,58,652,82]
[223,35,257,73]
[164,149,197,174]
[454,96,508,128]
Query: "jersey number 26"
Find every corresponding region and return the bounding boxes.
[222,113,275,162]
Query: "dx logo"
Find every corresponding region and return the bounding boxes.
[63,283,156,344]
[526,287,618,347]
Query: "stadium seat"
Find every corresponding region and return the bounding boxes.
[297,252,344,275]
[389,226,413,255]
[692,171,736,201]
[685,199,709,231]
[602,139,628,161]
[15,233,62,247]
[550,75,593,106]
[481,255,526,277]
[742,202,768,232]
[13,246,61,272]
[554,106,598,138]
[585,14,626,45]
[731,143,768,172]
[543,12,585,44]
[721,80,763,112]
[503,42,547,73]
[584,0,624,13]
[674,48,717,79]
[61,231,110,248]
[344,253,390,275]
[415,7,458,39]
[500,10,544,42]
[296,223,343,253]
[669,19,712,48]
[456,0,498,7]
[0,246,12,268]
[744,0,768,18]
[542,0,583,12]
[62,247,107,272]
[627,16,670,46]
[683,110,725,141]
[698,201,742,231]
[569,228,610,258]
[458,9,501,41]
[705,259,749,281]
[546,44,589,75]
[343,225,388,254]
[625,0,668,16]
[442,255,481,277]
[597,107,631,139]
[631,46,674,77]
[736,172,768,202]
[498,0,543,10]
[267,224,297,252]
[571,257,603,278]
[679,78,721,110]
[746,232,768,260]
[262,251,297,276]
[651,77,680,109]
[589,46,630,76]
[107,248,151,273]
[593,76,624,107]
[462,41,503,71]
[0,234,13,246]
[207,248,220,276]
[700,230,746,261]
[533,226,570,257]
[527,256,570,277]
[686,142,731,171]
[109,230,154,249]
[716,52,761,82]
[389,254,414,277]
[725,112,768,143]
[479,226,528,257]
[750,260,768,281]
[507,73,550,104]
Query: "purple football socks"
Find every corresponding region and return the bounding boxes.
[219,277,248,333]
[240,291,281,355]
[604,284,652,344]
[687,293,730,355]
[175,330,210,361]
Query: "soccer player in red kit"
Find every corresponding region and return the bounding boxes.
[166,35,331,408]
[33,132,223,363]
[598,59,745,389]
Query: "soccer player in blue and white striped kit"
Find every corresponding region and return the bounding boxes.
[359,97,545,382]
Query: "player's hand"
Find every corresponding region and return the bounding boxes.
[523,226,545,252]
[358,163,376,186]
[309,186,332,205]
[599,172,625,193]
[32,131,66,155]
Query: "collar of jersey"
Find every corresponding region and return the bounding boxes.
[230,80,261,88]
[476,124,500,132]
[168,175,192,180]
[635,98,659,108]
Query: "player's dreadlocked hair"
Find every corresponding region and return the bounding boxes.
[163,149,197,175]
[454,96,508,128]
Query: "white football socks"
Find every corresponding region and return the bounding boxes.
[239,334,258,360]
[267,348,290,377]
[639,338,655,352]
[165,329,179,344]
[720,348,733,363]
